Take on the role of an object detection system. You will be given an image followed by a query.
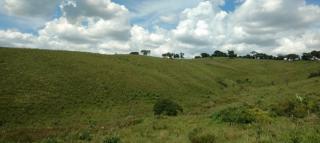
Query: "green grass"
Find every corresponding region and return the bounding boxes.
[1,48,320,143]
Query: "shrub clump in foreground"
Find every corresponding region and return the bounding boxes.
[212,106,255,124]
[153,99,183,116]
[272,95,320,118]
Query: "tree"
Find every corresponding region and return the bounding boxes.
[129,52,139,55]
[141,50,151,56]
[180,53,185,59]
[286,54,300,61]
[302,52,313,60]
[255,53,274,60]
[194,56,201,59]
[311,51,320,58]
[201,53,210,58]
[162,53,168,58]
[174,54,180,59]
[162,52,175,59]
[228,50,237,58]
[275,55,286,60]
[243,54,254,59]
[212,50,227,57]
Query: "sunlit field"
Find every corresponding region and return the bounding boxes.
[1,48,320,143]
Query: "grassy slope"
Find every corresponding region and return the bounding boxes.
[0,48,320,142]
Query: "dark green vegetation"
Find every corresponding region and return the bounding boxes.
[1,48,320,142]
[199,50,320,61]
[212,106,256,124]
[308,70,320,78]
[153,99,183,116]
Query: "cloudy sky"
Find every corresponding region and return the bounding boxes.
[0,0,320,57]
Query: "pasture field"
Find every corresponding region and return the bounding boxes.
[1,48,320,143]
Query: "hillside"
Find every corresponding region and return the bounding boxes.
[1,48,320,143]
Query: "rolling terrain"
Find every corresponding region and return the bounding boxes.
[1,48,320,143]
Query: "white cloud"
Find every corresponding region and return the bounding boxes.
[0,0,320,57]
[0,0,131,54]
[61,0,129,23]
[166,0,320,56]
[129,0,201,27]
[0,30,35,48]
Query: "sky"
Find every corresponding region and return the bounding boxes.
[0,0,320,58]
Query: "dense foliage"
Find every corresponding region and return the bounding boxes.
[153,99,183,116]
[213,106,256,124]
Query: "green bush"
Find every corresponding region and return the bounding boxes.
[249,108,272,123]
[103,136,121,143]
[79,130,92,141]
[212,106,255,124]
[188,128,216,143]
[272,95,319,118]
[153,99,183,116]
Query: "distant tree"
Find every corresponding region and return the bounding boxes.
[311,51,320,58]
[286,54,300,61]
[168,53,174,59]
[141,50,151,56]
[194,56,202,59]
[302,52,313,60]
[275,55,286,60]
[255,53,274,60]
[162,53,168,58]
[243,54,254,59]
[174,54,180,59]
[162,52,175,59]
[250,51,258,56]
[201,53,210,58]
[228,50,237,58]
[180,53,185,59]
[129,52,139,55]
[212,50,227,57]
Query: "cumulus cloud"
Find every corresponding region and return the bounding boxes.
[60,0,129,23]
[0,0,131,54]
[0,0,320,57]
[165,0,320,56]
[0,30,35,48]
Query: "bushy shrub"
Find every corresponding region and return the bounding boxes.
[249,108,272,123]
[272,95,319,118]
[212,106,255,124]
[153,99,183,116]
[188,128,216,143]
[79,130,92,141]
[103,136,121,143]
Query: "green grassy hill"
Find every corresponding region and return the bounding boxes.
[1,48,320,143]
